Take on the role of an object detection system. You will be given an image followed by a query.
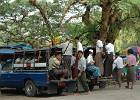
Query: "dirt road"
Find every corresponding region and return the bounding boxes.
[1,82,140,100]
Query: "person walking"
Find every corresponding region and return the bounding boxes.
[125,49,137,89]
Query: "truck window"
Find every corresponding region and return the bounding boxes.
[13,49,50,69]
[0,54,14,71]
[36,50,46,63]
[1,59,13,71]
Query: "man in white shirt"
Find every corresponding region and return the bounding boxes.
[104,39,115,77]
[105,42,114,55]
[113,52,124,88]
[75,37,83,52]
[95,38,104,75]
[60,39,73,56]
[96,40,103,53]
[113,54,124,70]
[59,37,73,78]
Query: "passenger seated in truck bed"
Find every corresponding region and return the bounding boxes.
[49,51,68,80]
[15,58,22,64]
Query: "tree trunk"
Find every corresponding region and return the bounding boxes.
[100,0,112,42]
[82,5,91,26]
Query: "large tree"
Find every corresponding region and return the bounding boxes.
[99,0,140,43]
[0,0,140,48]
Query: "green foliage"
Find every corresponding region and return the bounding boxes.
[0,0,140,49]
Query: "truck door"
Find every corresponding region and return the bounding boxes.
[0,62,17,88]
[0,70,11,87]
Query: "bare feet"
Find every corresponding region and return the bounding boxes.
[73,93,80,96]
[88,91,92,95]
[83,91,92,95]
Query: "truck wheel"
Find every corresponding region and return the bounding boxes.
[24,80,38,97]
[99,81,106,89]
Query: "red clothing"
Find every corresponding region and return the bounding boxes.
[71,58,79,79]
[137,47,140,55]
[127,54,136,67]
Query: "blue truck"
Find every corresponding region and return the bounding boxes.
[0,48,76,96]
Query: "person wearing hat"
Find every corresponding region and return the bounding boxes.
[49,51,68,80]
[86,49,101,78]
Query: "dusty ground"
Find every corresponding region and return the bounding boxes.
[0,81,140,100]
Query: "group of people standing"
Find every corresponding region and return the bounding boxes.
[95,38,137,89]
[48,36,137,93]
[95,38,115,78]
[113,49,137,89]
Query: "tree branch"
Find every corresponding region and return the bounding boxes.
[120,16,140,26]
[29,1,53,37]
[59,0,78,26]
[65,15,82,23]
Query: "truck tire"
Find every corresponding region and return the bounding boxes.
[24,80,38,97]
